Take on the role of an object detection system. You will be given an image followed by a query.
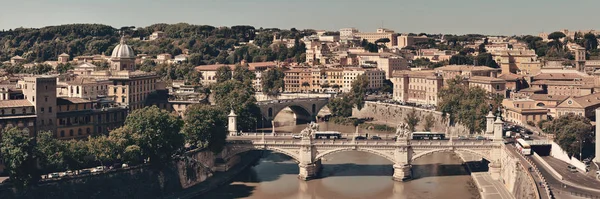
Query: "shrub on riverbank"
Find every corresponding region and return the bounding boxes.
[330,117,395,132]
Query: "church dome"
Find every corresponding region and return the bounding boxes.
[111,37,135,59]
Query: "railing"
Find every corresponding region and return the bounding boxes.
[512,147,554,199]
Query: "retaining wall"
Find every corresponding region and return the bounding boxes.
[352,102,470,135]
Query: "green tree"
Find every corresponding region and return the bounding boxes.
[87,135,118,166]
[545,114,594,159]
[233,65,256,87]
[438,78,501,134]
[261,68,285,96]
[583,33,598,50]
[56,63,74,74]
[36,131,65,173]
[474,53,499,68]
[478,43,487,53]
[449,54,473,65]
[328,95,353,117]
[183,104,227,153]
[548,31,566,41]
[211,80,260,131]
[124,106,184,167]
[215,65,232,83]
[122,145,143,165]
[62,139,91,170]
[0,127,40,189]
[350,74,369,110]
[423,113,435,131]
[404,108,420,132]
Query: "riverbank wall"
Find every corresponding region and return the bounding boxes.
[0,148,261,199]
[500,147,539,199]
[352,102,470,135]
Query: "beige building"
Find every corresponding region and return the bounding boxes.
[341,68,385,93]
[391,70,444,106]
[149,31,166,41]
[355,28,398,48]
[555,92,600,120]
[434,65,500,80]
[414,49,455,62]
[64,77,111,99]
[354,52,408,79]
[397,35,429,48]
[502,98,549,126]
[467,76,507,97]
[493,49,541,75]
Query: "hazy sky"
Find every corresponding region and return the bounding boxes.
[1,0,598,35]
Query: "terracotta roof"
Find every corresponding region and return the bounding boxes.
[10,55,24,60]
[57,97,92,105]
[435,65,499,72]
[0,100,33,108]
[248,62,277,70]
[392,70,438,78]
[59,53,69,57]
[497,73,524,80]
[468,76,506,83]
[529,94,569,102]
[533,73,586,80]
[75,62,98,68]
[570,93,600,108]
[519,87,544,92]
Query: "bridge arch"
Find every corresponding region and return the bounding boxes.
[224,145,301,163]
[411,148,491,162]
[258,99,329,127]
[314,147,397,164]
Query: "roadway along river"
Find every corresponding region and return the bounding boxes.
[201,120,480,199]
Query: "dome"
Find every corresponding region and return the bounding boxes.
[111,37,135,59]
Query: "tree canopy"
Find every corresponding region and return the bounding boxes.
[544,114,594,159]
[0,127,41,189]
[183,104,227,153]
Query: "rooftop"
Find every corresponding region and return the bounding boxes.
[468,76,506,83]
[0,100,33,108]
[435,65,499,72]
[57,97,92,105]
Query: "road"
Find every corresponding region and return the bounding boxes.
[527,153,600,198]
[541,156,600,188]
[505,144,550,199]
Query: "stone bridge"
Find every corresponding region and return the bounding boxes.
[256,97,329,127]
[223,136,503,181]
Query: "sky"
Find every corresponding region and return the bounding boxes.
[1,0,598,35]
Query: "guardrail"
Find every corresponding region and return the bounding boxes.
[511,147,553,199]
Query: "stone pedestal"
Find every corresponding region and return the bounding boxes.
[485,111,495,134]
[298,160,322,180]
[488,162,501,180]
[392,164,412,181]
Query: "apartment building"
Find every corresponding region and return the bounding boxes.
[434,65,500,80]
[354,52,408,79]
[502,98,549,126]
[391,70,444,106]
[493,49,541,75]
[341,68,385,93]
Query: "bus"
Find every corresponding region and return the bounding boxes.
[515,138,532,155]
[314,131,342,139]
[412,132,446,140]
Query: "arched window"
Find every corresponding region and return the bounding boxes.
[11,109,15,114]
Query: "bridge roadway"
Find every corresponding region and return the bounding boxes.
[224,135,503,182]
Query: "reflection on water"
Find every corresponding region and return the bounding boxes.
[202,151,480,199]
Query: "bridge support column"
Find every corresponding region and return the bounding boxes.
[392,164,412,181]
[298,159,321,180]
[488,161,501,180]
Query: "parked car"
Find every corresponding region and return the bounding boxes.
[65,170,74,176]
[354,136,367,140]
[458,136,467,140]
[523,135,531,140]
[48,173,60,179]
[567,165,578,172]
[79,169,91,175]
[122,164,129,168]
[291,134,302,139]
[92,166,106,173]
[371,135,382,140]
[475,136,486,140]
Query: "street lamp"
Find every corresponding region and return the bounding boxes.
[576,140,585,160]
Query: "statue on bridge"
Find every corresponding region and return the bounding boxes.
[300,122,319,139]
[395,123,412,140]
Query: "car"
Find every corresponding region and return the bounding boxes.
[475,136,486,140]
[354,136,367,140]
[92,166,106,173]
[371,135,382,140]
[291,134,302,139]
[122,164,129,168]
[48,173,60,179]
[523,135,531,140]
[567,165,578,172]
[65,170,74,176]
[79,169,91,175]
[458,136,467,140]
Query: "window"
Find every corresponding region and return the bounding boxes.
[49,119,52,125]
[41,107,44,113]
[49,107,52,113]
[86,128,91,134]
[60,131,65,137]
[32,96,35,102]
[22,108,26,113]
[69,130,73,136]
[11,109,15,114]
[78,129,82,135]
[45,96,48,102]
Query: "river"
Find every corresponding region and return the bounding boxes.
[200,112,481,199]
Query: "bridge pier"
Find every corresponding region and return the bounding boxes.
[298,159,322,180]
[392,164,412,181]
